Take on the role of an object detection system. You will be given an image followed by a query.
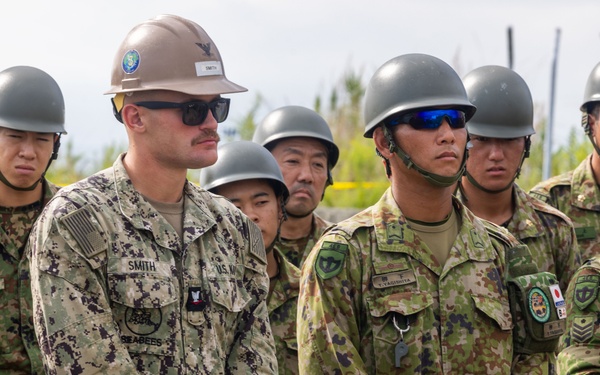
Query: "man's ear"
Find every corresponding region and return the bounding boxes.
[373,126,393,158]
[121,104,145,133]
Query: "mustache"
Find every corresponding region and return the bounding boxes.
[192,130,220,145]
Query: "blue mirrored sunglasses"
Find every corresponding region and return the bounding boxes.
[134,98,230,125]
[385,109,466,130]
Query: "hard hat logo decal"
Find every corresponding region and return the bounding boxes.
[196,42,212,57]
[122,50,140,74]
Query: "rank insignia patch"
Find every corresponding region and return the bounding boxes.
[187,287,208,312]
[528,287,550,323]
[316,242,348,280]
[574,275,599,310]
[571,316,594,343]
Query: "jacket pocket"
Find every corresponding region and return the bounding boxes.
[368,291,434,373]
[108,273,178,356]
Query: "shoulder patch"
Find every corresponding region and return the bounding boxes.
[574,274,600,310]
[247,221,266,264]
[59,207,106,259]
[528,287,551,323]
[315,241,348,280]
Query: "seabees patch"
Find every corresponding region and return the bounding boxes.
[316,241,348,280]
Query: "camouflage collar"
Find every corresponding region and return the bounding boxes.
[267,249,300,313]
[372,188,497,263]
[570,155,600,211]
[504,185,546,240]
[111,154,217,248]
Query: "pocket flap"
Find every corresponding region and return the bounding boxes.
[471,294,512,330]
[369,291,433,318]
[109,273,177,309]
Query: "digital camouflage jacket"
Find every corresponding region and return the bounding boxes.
[0,180,57,374]
[268,248,300,375]
[557,256,600,373]
[28,155,277,375]
[276,212,332,268]
[457,184,581,292]
[298,188,556,374]
[530,155,600,262]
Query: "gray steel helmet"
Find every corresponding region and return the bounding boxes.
[363,53,476,138]
[253,105,339,168]
[0,66,66,133]
[581,61,600,112]
[463,65,534,138]
[200,140,289,202]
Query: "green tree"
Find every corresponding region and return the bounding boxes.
[46,140,127,187]
[319,68,389,209]
[45,140,89,186]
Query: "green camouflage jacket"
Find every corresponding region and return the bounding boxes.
[268,248,300,375]
[457,184,581,292]
[530,155,600,262]
[27,155,277,375]
[297,188,554,374]
[276,213,332,268]
[0,179,57,374]
[557,256,600,373]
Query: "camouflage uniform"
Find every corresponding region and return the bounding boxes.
[457,184,581,292]
[298,188,554,374]
[268,248,300,375]
[0,180,57,374]
[28,155,277,374]
[557,257,600,373]
[277,213,332,268]
[530,155,600,262]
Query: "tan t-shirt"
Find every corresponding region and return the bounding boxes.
[406,208,458,267]
[144,195,184,240]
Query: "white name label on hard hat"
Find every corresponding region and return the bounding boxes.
[195,61,223,77]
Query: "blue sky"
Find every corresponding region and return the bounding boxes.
[1,0,599,162]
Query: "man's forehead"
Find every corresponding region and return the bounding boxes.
[273,137,328,155]
[0,126,54,136]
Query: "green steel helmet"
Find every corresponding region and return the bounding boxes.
[463,65,534,138]
[200,140,289,202]
[0,66,66,133]
[363,53,476,138]
[581,61,600,112]
[252,105,339,168]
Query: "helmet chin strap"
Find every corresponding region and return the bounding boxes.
[464,170,513,194]
[267,199,288,253]
[0,135,61,192]
[583,112,600,157]
[382,126,466,187]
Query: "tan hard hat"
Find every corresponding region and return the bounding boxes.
[105,14,247,96]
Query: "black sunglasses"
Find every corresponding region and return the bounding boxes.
[385,109,466,130]
[134,98,230,125]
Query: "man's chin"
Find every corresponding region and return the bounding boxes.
[285,204,315,219]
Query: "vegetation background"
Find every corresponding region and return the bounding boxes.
[46,69,592,210]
